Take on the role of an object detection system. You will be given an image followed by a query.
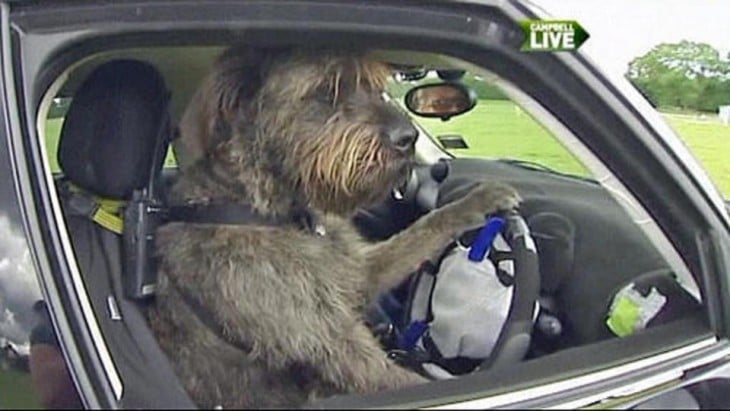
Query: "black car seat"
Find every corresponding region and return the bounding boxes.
[53,59,195,408]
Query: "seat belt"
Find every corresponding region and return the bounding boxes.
[164,202,323,233]
[58,180,125,235]
[59,176,323,301]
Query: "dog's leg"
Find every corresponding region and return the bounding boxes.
[310,322,429,393]
[158,228,427,398]
[362,181,520,297]
[170,278,426,395]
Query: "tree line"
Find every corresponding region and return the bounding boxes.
[627,41,730,113]
[389,41,730,114]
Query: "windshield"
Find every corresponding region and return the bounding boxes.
[388,72,589,177]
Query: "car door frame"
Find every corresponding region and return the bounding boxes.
[4,0,730,408]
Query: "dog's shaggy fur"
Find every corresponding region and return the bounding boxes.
[148,45,520,408]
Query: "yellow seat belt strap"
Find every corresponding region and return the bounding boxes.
[91,202,124,234]
[64,182,125,234]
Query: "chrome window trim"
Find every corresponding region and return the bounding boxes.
[427,337,722,409]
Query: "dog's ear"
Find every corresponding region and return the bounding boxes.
[202,46,271,145]
[175,46,275,169]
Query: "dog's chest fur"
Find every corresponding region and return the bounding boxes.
[149,215,374,407]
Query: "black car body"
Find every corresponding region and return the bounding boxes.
[1,0,729,409]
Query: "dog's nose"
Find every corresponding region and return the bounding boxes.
[387,123,419,152]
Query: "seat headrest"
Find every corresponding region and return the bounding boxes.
[58,59,169,199]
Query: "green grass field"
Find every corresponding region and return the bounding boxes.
[0,369,41,409]
[662,114,730,196]
[44,119,62,173]
[43,99,730,197]
[417,100,730,197]
[415,101,589,176]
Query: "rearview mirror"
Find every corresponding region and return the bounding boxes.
[404,83,476,120]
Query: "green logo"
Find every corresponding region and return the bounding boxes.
[519,20,590,52]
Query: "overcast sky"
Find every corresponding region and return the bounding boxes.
[533,0,730,78]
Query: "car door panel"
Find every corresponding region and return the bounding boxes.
[0,5,78,408]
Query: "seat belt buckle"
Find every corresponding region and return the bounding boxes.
[123,189,165,300]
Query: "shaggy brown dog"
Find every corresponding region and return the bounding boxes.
[147,46,520,408]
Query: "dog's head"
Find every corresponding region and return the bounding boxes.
[181,46,418,215]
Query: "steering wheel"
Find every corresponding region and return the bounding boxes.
[396,160,541,372]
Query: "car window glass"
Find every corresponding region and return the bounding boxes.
[33,47,713,410]
[386,70,705,345]
[662,112,730,198]
[388,74,590,177]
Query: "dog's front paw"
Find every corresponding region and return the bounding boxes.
[436,181,521,235]
[460,180,521,213]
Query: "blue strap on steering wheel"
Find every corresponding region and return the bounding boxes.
[398,320,429,351]
[468,216,507,262]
